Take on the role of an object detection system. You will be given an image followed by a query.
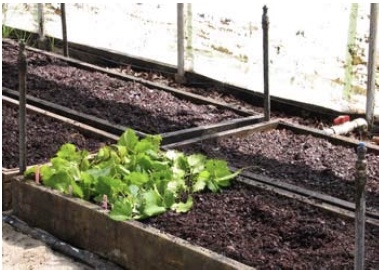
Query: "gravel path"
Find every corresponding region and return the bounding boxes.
[2,222,92,270]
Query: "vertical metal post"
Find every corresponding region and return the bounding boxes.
[175,3,186,84]
[366,4,377,130]
[354,142,367,270]
[262,5,270,121]
[18,40,27,173]
[61,3,69,57]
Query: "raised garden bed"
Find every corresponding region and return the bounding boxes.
[2,97,116,210]
[12,178,251,270]
[9,123,379,269]
[12,173,379,269]
[2,40,262,144]
[167,120,379,213]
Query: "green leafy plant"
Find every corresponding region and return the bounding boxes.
[25,128,240,221]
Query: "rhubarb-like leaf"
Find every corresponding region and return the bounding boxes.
[109,198,133,221]
[118,128,138,152]
[171,196,193,213]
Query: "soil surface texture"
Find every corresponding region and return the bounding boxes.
[145,181,379,269]
[2,102,112,169]
[114,61,379,142]
[177,128,379,211]
[2,41,242,134]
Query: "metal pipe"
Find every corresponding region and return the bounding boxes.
[354,142,367,270]
[61,3,69,57]
[262,5,270,121]
[175,3,186,84]
[366,4,377,130]
[18,40,27,173]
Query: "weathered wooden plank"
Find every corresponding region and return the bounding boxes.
[163,120,280,148]
[161,115,264,145]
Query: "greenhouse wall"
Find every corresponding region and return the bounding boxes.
[2,3,378,114]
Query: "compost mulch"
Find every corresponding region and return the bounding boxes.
[177,128,379,211]
[2,103,112,169]
[145,181,379,269]
[2,41,242,134]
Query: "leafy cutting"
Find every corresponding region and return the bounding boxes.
[24,128,241,221]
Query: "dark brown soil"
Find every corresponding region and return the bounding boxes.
[145,181,379,269]
[177,128,379,211]
[2,41,242,134]
[2,102,112,169]
[115,60,379,142]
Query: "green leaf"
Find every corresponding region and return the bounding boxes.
[166,179,186,194]
[165,150,182,161]
[215,169,241,187]
[24,166,37,178]
[127,171,149,185]
[70,181,84,198]
[206,181,220,193]
[171,196,193,213]
[127,184,140,197]
[143,204,166,217]
[118,129,138,151]
[94,176,121,198]
[163,190,175,208]
[96,146,111,161]
[56,143,77,160]
[39,165,55,183]
[193,180,206,192]
[187,154,206,174]
[109,198,133,221]
[134,140,155,154]
[144,189,162,206]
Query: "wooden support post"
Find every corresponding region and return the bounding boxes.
[18,40,27,173]
[366,4,377,130]
[262,5,270,121]
[37,4,44,39]
[354,142,367,270]
[61,3,69,57]
[37,3,51,51]
[175,3,186,84]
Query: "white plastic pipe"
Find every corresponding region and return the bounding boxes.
[323,118,368,136]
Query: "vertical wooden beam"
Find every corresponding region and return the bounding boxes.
[262,5,270,121]
[344,3,359,100]
[37,3,51,51]
[366,4,377,130]
[175,3,186,84]
[61,3,69,57]
[37,4,44,39]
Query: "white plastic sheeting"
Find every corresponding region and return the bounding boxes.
[2,3,378,114]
